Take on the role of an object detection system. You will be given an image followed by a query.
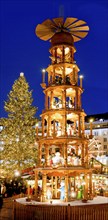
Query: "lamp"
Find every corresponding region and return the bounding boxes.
[79,75,83,88]
[42,69,46,83]
[89,118,93,137]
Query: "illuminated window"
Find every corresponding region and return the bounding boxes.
[104,145,107,149]
[103,138,107,142]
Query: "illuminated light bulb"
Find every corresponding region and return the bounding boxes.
[42,69,46,83]
[65,47,69,54]
[71,191,76,198]
[42,68,46,73]
[36,122,38,127]
[14,170,20,177]
[79,75,83,88]
[20,72,24,77]
[79,75,83,79]
[90,118,93,123]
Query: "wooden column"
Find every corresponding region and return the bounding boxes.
[89,173,93,199]
[27,184,30,197]
[53,66,55,83]
[92,180,95,197]
[75,89,78,110]
[78,114,81,137]
[60,144,63,157]
[42,116,44,137]
[39,143,42,166]
[78,90,82,110]
[65,175,68,202]
[76,145,78,156]
[74,176,76,191]
[64,143,67,166]
[48,115,51,136]
[85,143,88,166]
[35,171,38,196]
[50,90,53,109]
[45,92,48,110]
[42,173,47,201]
[55,176,57,198]
[51,176,53,197]
[62,89,66,108]
[81,116,85,137]
[45,145,49,166]
[65,113,67,136]
[77,90,80,109]
[81,143,84,166]
[53,119,56,136]
[46,118,48,137]
[62,90,64,108]
[73,66,75,84]
[83,174,88,200]
[61,116,63,135]
[63,66,65,83]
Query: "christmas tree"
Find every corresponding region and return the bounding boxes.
[0,73,38,177]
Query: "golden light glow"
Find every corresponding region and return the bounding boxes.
[90,118,93,123]
[20,72,24,77]
[79,75,83,79]
[42,68,46,73]
[65,47,70,54]
[36,123,38,127]
[14,170,20,177]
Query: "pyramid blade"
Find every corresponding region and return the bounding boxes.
[36,24,54,40]
[36,31,54,41]
[68,20,86,28]
[72,35,81,42]
[52,17,64,27]
[70,25,89,31]
[39,33,54,41]
[36,24,54,34]
[42,19,57,29]
[71,31,88,38]
[64,17,78,28]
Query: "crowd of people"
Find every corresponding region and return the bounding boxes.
[0,180,27,198]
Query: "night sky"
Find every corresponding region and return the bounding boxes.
[0,0,108,119]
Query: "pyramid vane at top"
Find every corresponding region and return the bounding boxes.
[35,17,89,42]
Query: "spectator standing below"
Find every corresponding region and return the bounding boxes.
[26,185,33,196]
[1,184,6,197]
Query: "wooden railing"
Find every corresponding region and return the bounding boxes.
[13,201,108,220]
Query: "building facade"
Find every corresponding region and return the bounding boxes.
[85,113,108,164]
